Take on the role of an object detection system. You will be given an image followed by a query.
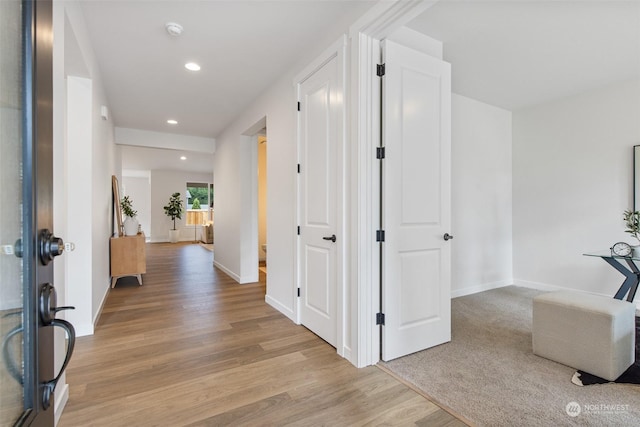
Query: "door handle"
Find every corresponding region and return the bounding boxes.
[1,239,23,258]
[39,229,64,265]
[42,318,75,409]
[443,233,454,241]
[2,311,23,385]
[39,283,76,409]
[323,234,337,243]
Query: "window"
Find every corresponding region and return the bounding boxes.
[186,182,210,226]
[185,182,209,210]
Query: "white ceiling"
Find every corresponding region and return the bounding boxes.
[121,145,214,174]
[80,0,376,139]
[407,0,640,111]
[79,0,640,172]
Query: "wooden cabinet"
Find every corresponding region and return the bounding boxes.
[110,233,146,288]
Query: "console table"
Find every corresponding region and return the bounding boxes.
[583,250,640,302]
[110,233,146,288]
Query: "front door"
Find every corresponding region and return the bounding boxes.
[297,53,342,347]
[381,40,452,361]
[1,1,74,424]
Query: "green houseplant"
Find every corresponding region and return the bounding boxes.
[623,210,640,243]
[121,195,137,218]
[164,192,184,242]
[121,195,139,236]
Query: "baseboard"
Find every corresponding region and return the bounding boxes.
[239,273,259,284]
[54,382,69,425]
[265,294,295,322]
[92,279,110,333]
[148,237,197,243]
[451,279,512,298]
[213,261,241,283]
[512,279,572,293]
[514,279,640,311]
[341,345,353,364]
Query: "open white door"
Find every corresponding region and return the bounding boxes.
[297,53,341,347]
[381,40,452,361]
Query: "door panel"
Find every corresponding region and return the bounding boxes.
[1,1,73,425]
[305,246,331,316]
[382,40,452,361]
[298,54,340,347]
[1,3,27,422]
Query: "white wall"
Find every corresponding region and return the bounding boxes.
[213,68,301,314]
[53,1,116,335]
[513,78,640,298]
[149,170,213,242]
[451,94,513,296]
[65,76,93,335]
[52,0,117,420]
[122,175,151,237]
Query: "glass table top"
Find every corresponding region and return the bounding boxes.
[583,249,640,261]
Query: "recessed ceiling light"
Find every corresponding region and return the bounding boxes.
[180,156,187,160]
[185,62,201,71]
[167,119,178,125]
[165,22,183,37]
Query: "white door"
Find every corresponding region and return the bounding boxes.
[298,54,341,347]
[381,40,452,361]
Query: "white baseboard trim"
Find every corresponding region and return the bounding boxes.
[265,294,296,322]
[514,279,640,311]
[239,274,259,284]
[91,279,110,334]
[512,279,574,293]
[148,237,197,243]
[451,279,512,298]
[74,322,94,337]
[341,345,352,364]
[54,382,69,425]
[213,261,241,283]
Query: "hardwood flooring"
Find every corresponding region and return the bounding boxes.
[59,243,467,426]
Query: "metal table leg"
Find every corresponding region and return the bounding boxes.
[602,256,640,301]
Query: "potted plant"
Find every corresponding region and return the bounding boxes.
[121,195,139,236]
[164,192,184,243]
[192,197,201,210]
[623,210,640,256]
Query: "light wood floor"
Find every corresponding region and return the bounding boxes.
[59,243,468,426]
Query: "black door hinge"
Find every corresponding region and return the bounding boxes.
[376,147,385,159]
[297,288,301,297]
[376,312,385,325]
[376,230,385,242]
[297,102,301,111]
[297,163,301,173]
[297,226,300,235]
[377,63,385,77]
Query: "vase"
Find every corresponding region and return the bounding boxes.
[123,217,139,236]
[169,229,180,243]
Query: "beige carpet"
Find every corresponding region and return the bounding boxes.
[381,286,640,426]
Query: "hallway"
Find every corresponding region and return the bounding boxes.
[59,243,465,426]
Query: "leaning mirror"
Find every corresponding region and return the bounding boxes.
[112,175,123,236]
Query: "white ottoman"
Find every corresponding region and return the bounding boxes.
[532,291,636,381]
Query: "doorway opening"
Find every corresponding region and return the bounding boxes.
[257,129,267,280]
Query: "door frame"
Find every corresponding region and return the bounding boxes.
[347,0,439,367]
[294,36,347,358]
